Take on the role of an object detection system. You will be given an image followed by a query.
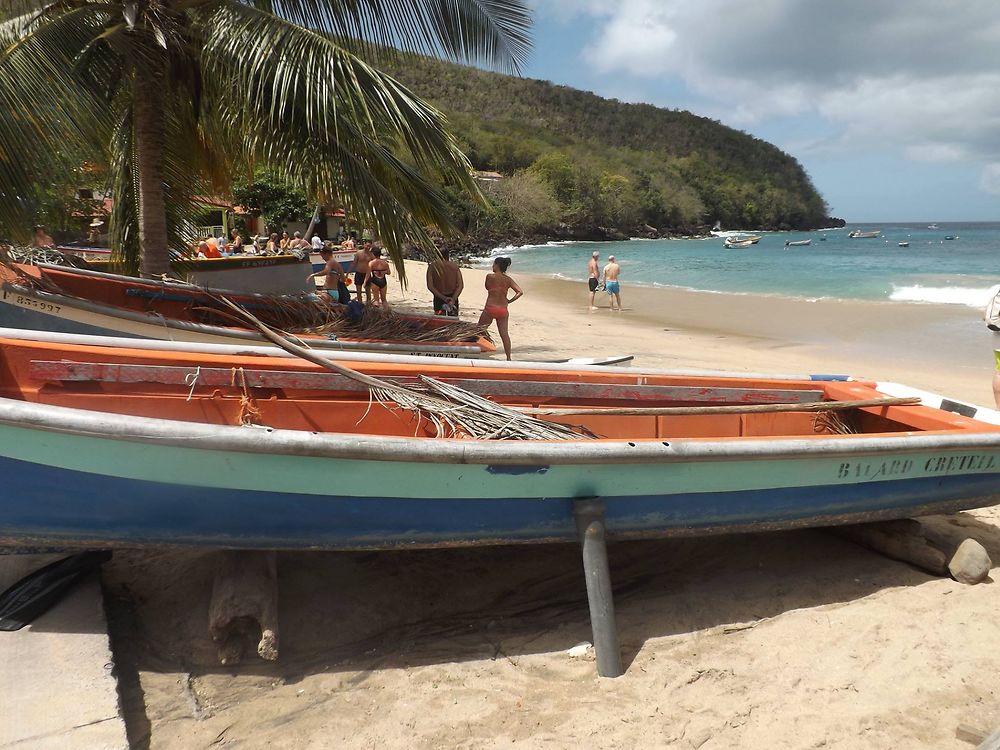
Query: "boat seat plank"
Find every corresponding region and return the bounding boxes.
[28,361,825,404]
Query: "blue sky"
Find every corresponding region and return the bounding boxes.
[522,1,1000,223]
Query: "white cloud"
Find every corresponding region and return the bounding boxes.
[533,0,1000,177]
[980,164,1000,196]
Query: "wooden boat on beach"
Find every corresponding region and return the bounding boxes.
[0,328,998,551]
[0,263,494,358]
[57,247,315,295]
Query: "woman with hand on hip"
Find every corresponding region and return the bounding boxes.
[478,256,523,360]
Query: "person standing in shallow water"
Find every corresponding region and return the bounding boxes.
[478,257,523,360]
[588,250,601,309]
[603,254,622,311]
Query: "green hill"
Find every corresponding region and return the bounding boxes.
[384,55,833,237]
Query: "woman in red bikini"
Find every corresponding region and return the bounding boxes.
[478,256,523,360]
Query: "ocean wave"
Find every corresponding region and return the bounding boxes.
[487,240,586,255]
[889,284,994,307]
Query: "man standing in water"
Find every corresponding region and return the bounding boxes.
[588,251,601,309]
[426,248,464,315]
[603,254,622,311]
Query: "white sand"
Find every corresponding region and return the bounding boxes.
[105,261,1000,749]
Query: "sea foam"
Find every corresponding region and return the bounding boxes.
[889,284,993,308]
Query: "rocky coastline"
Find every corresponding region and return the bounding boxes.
[425,216,847,265]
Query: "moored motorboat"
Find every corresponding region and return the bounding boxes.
[0,329,998,550]
[724,238,754,249]
[0,262,494,358]
[944,235,959,241]
[784,239,811,247]
[898,241,910,248]
[848,230,881,239]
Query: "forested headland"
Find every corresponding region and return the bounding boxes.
[385,55,841,251]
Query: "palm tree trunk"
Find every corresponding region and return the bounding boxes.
[132,54,170,277]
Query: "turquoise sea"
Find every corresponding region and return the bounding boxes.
[484,222,1000,308]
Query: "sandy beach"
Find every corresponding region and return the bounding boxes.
[103,261,1000,749]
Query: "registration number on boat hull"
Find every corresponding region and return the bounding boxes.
[1,290,62,315]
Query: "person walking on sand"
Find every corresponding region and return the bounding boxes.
[603,254,622,311]
[427,247,464,316]
[365,246,391,309]
[588,250,601,309]
[478,257,523,360]
[352,239,374,304]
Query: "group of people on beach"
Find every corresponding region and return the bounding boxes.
[311,241,522,359]
[308,232,391,309]
[588,250,622,311]
[197,230,318,258]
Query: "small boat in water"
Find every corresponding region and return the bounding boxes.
[724,238,754,249]
[848,230,881,239]
[928,224,940,230]
[944,235,959,241]
[0,263,495,358]
[784,239,812,247]
[898,241,910,248]
[0,329,998,550]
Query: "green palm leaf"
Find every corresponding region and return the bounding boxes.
[0,0,531,277]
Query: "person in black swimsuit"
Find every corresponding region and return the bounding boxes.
[365,246,391,309]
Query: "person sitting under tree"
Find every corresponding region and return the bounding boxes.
[31,225,54,248]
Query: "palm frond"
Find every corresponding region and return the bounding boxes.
[247,0,531,74]
[0,8,111,238]
[197,2,489,278]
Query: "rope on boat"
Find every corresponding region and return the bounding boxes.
[184,366,201,401]
[211,295,592,441]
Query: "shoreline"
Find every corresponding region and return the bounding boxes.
[396,260,997,406]
[114,259,1000,750]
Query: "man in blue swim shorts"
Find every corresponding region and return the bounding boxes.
[306,247,351,304]
[602,254,622,311]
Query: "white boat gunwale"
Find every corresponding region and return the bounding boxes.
[2,395,1000,466]
[0,327,840,380]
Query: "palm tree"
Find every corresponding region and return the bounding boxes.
[0,1,530,276]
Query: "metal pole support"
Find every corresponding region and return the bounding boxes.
[573,498,623,678]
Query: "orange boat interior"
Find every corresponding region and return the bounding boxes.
[0,338,994,441]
